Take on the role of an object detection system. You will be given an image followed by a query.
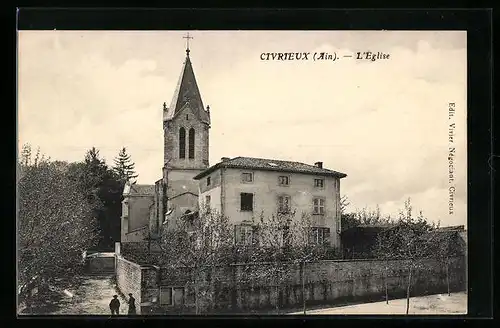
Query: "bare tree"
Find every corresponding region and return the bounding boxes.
[374,198,437,315]
[18,146,99,313]
[253,211,295,314]
[374,225,396,305]
[160,208,233,314]
[288,212,329,314]
[430,228,462,296]
[340,195,350,214]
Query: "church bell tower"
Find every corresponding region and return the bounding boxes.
[160,33,210,222]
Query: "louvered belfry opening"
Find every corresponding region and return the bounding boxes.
[188,128,195,159]
[179,127,186,158]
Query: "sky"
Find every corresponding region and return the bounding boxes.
[17,30,467,227]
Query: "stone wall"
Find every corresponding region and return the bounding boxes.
[141,255,466,313]
[115,255,143,313]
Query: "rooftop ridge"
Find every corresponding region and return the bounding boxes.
[194,156,347,180]
[228,156,334,168]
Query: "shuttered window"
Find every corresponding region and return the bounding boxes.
[240,193,253,211]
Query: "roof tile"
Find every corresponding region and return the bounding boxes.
[194,156,347,180]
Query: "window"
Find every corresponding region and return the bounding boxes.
[278,175,289,186]
[235,225,254,245]
[179,127,186,159]
[314,178,324,188]
[205,195,211,207]
[241,172,253,183]
[173,287,185,305]
[188,128,195,159]
[278,195,291,213]
[160,287,173,305]
[313,198,325,215]
[310,227,331,245]
[240,193,253,211]
[207,176,211,186]
[186,114,189,120]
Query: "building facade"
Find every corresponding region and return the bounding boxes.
[121,183,155,242]
[121,43,347,246]
[122,46,211,239]
[194,157,347,248]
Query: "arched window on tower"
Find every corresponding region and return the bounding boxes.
[179,127,186,159]
[188,128,195,159]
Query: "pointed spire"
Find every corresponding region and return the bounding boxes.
[164,36,210,125]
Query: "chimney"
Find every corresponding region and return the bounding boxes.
[314,161,323,168]
[221,157,230,162]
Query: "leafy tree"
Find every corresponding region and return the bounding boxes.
[67,147,123,250]
[18,145,99,312]
[113,147,138,185]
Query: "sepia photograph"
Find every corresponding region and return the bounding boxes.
[17,30,467,316]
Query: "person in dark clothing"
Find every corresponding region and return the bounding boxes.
[109,295,120,315]
[127,293,137,315]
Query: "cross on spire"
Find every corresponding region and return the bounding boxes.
[183,32,194,55]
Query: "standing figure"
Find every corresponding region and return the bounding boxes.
[109,295,120,315]
[127,293,137,315]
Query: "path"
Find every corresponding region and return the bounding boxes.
[50,275,129,315]
[288,292,467,315]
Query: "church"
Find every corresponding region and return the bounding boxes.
[120,38,347,248]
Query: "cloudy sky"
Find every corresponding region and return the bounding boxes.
[18,30,467,227]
